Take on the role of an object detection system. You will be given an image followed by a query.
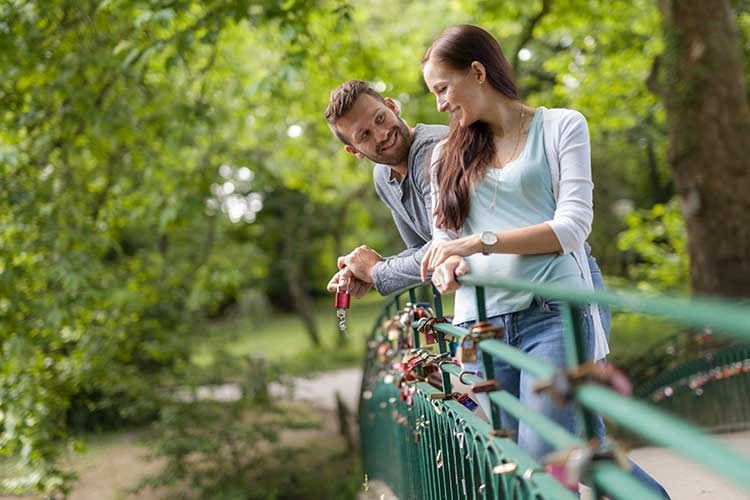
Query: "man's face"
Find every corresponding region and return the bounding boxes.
[335,95,411,166]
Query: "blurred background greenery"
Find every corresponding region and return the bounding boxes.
[2,0,749,498]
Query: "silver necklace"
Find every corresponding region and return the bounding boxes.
[489,105,526,209]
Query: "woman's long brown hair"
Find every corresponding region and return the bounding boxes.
[423,25,519,231]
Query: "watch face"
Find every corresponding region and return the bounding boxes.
[481,232,497,245]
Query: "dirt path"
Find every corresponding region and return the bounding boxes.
[0,369,363,500]
[4,369,746,499]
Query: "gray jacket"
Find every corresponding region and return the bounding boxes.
[371,124,448,295]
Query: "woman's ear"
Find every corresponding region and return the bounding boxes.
[470,61,487,85]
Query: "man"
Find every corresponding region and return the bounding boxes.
[323,81,610,328]
[324,80,447,297]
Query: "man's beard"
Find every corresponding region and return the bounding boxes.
[366,119,411,166]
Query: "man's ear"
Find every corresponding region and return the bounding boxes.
[345,145,365,160]
[470,61,487,85]
[384,97,401,116]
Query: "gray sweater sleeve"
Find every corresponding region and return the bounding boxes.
[371,219,430,296]
[370,153,435,296]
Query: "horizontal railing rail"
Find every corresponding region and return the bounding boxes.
[359,273,750,499]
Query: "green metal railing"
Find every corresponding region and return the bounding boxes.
[359,274,750,499]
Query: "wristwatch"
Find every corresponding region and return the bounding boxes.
[480,231,498,255]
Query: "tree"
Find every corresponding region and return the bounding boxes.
[656,0,750,298]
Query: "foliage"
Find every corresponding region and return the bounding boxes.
[2,0,748,495]
[616,199,689,293]
[135,359,359,500]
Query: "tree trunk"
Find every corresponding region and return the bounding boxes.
[658,0,750,298]
[283,200,322,347]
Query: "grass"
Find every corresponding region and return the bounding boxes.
[190,292,387,376]
[608,312,684,363]
[188,287,682,378]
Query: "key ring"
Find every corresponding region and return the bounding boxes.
[522,467,545,482]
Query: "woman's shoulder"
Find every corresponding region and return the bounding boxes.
[540,107,587,126]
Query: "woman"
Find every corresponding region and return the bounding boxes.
[419,24,668,497]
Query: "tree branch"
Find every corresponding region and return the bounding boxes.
[512,0,553,71]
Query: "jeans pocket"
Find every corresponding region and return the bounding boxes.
[537,297,562,314]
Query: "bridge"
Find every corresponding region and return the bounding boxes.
[358,276,750,499]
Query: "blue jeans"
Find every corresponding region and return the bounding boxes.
[587,253,611,341]
[457,275,669,496]
[459,296,594,459]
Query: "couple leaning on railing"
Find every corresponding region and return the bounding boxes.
[321,24,748,498]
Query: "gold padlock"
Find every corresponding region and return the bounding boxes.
[456,335,477,364]
[469,321,505,341]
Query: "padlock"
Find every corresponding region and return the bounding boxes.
[385,318,402,342]
[490,428,516,438]
[469,321,505,341]
[471,379,500,394]
[429,392,453,400]
[457,335,477,364]
[534,362,634,406]
[542,440,598,491]
[377,342,392,364]
[414,302,433,319]
[334,285,350,334]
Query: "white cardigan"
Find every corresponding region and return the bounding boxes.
[430,107,609,360]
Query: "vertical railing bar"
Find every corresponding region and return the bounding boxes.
[421,394,436,500]
[476,286,487,321]
[560,301,602,499]
[409,288,421,350]
[449,415,461,499]
[559,302,580,368]
[433,285,452,394]
[438,406,451,500]
[476,285,501,431]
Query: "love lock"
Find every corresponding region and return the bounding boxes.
[414,303,433,319]
[542,438,630,492]
[470,379,500,394]
[456,322,505,364]
[416,316,450,345]
[543,441,598,492]
[533,362,633,406]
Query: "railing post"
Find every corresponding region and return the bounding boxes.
[476,286,501,430]
[476,286,487,321]
[561,302,602,498]
[432,285,452,394]
[409,288,421,350]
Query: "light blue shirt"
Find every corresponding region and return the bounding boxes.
[456,109,585,323]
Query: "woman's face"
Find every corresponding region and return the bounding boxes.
[423,59,484,128]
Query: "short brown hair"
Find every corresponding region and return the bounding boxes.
[325,80,386,145]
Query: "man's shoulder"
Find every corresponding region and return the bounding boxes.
[409,124,449,181]
[372,163,390,189]
[412,124,449,148]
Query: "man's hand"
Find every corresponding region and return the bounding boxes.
[431,255,469,294]
[420,235,481,282]
[337,245,383,283]
[326,268,372,299]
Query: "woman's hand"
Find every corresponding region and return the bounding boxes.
[430,255,469,294]
[420,235,481,282]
